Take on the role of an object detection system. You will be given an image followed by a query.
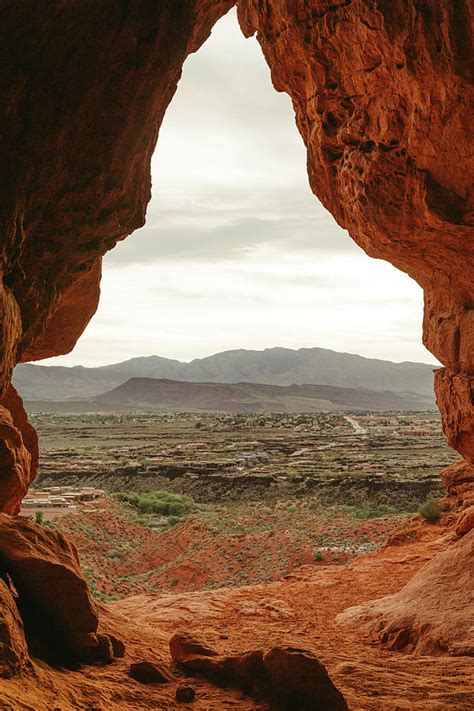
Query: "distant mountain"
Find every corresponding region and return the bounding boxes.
[14,347,437,403]
[92,377,435,412]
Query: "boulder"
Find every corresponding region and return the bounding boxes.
[0,385,38,515]
[128,660,173,684]
[170,633,348,710]
[455,506,474,539]
[0,514,118,665]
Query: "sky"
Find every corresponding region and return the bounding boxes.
[42,9,434,368]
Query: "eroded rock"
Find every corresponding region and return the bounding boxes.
[0,514,119,665]
[0,385,38,514]
[455,506,474,539]
[441,459,474,500]
[0,579,29,678]
[129,660,173,684]
[170,633,348,709]
[337,529,474,656]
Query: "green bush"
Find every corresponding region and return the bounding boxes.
[114,490,194,518]
[347,502,397,520]
[35,511,44,525]
[418,498,441,523]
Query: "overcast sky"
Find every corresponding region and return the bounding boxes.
[42,9,434,367]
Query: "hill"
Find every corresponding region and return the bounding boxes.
[14,346,436,402]
[92,377,435,412]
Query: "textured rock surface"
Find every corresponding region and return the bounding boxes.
[337,529,474,656]
[455,506,474,538]
[441,459,474,500]
[129,660,173,684]
[0,513,118,665]
[170,633,348,709]
[0,384,38,514]
[0,579,29,678]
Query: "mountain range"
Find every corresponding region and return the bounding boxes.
[91,377,435,412]
[14,346,437,405]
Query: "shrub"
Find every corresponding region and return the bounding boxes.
[116,490,194,518]
[35,511,44,525]
[347,502,397,520]
[418,498,441,523]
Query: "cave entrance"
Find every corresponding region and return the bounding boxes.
[22,9,448,603]
[42,8,428,368]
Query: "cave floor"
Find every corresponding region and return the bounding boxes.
[2,521,473,710]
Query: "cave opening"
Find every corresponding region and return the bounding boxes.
[1,2,473,706]
[15,10,451,599]
[18,8,449,602]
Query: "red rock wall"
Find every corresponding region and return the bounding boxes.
[0,385,38,514]
[0,1,472,511]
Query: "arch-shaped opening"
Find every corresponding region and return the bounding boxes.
[40,9,431,368]
[1,3,473,708]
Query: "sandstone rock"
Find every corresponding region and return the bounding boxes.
[170,633,218,662]
[0,514,101,664]
[0,3,471,698]
[169,633,348,709]
[441,460,474,499]
[0,0,471,524]
[89,633,114,665]
[337,529,474,656]
[0,385,38,514]
[455,506,474,538]
[435,370,474,464]
[109,634,126,658]
[263,646,349,710]
[128,660,173,684]
[0,579,29,678]
[175,685,196,702]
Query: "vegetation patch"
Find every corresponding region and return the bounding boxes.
[418,498,441,523]
[114,490,195,517]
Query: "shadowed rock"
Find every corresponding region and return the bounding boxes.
[170,633,348,709]
[129,660,173,684]
[0,579,30,678]
[0,385,38,515]
[0,514,121,666]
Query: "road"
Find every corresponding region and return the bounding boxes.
[343,415,368,435]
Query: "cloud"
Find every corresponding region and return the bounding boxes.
[38,9,433,368]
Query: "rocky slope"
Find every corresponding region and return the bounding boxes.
[1,515,473,709]
[14,347,436,401]
[51,497,407,599]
